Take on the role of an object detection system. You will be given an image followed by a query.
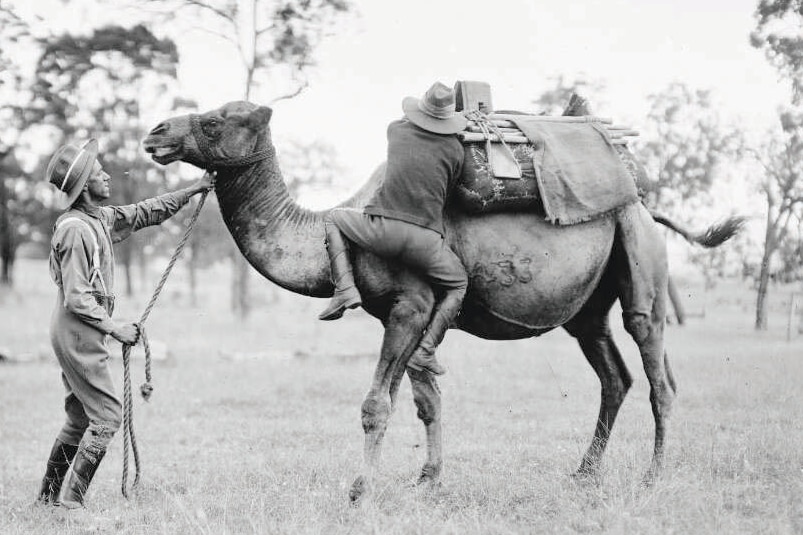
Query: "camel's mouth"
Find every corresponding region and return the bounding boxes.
[143,142,182,165]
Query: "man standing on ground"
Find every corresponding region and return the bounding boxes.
[38,139,213,509]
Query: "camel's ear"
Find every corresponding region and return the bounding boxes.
[248,106,273,129]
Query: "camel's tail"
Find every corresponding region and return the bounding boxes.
[649,210,747,248]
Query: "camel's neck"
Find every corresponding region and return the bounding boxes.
[214,149,331,297]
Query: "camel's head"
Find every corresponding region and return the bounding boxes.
[143,101,273,170]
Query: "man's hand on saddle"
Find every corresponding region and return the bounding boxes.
[111,322,140,346]
[188,171,216,196]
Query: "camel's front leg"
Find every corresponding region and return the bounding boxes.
[350,299,430,503]
[407,367,443,485]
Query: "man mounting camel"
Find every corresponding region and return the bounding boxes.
[318,81,468,376]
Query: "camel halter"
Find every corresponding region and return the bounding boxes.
[119,175,215,498]
[189,114,274,170]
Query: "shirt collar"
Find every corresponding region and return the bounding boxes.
[70,200,102,219]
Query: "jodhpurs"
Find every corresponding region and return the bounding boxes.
[326,208,468,293]
[50,295,122,456]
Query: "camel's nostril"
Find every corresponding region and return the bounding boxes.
[149,122,169,136]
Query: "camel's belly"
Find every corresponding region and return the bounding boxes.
[447,211,615,339]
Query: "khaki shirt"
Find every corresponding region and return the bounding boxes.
[49,190,192,334]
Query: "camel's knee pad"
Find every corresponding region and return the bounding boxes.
[622,312,653,345]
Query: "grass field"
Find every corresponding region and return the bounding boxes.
[1,259,801,534]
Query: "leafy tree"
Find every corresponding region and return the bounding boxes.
[749,0,803,329]
[635,83,738,214]
[278,138,340,201]
[746,109,803,329]
[0,3,51,286]
[751,0,803,104]
[0,152,24,285]
[142,0,351,101]
[30,24,181,297]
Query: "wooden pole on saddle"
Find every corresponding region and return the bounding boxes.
[120,173,216,498]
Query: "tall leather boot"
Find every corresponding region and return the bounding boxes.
[318,222,362,321]
[408,289,465,376]
[37,439,79,504]
[59,449,106,510]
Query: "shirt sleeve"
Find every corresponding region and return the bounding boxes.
[54,224,117,334]
[107,189,193,243]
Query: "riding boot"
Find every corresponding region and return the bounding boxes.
[37,439,79,504]
[408,288,465,376]
[318,222,362,321]
[59,449,106,510]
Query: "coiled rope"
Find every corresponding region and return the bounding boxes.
[120,175,215,498]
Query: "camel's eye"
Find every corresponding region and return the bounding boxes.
[201,118,223,138]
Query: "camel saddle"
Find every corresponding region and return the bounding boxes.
[452,83,641,225]
[455,116,640,225]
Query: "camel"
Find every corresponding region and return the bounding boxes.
[143,101,743,501]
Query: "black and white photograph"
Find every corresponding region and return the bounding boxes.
[0,0,801,533]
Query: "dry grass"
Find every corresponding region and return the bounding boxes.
[1,259,801,534]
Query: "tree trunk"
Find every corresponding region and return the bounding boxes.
[236,255,251,319]
[230,253,251,319]
[0,246,14,286]
[755,262,771,330]
[755,212,776,330]
[0,177,14,287]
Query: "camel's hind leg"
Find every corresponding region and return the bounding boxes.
[564,281,633,479]
[350,292,432,503]
[406,367,443,485]
[615,203,677,484]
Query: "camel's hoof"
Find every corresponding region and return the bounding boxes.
[640,459,663,488]
[640,469,659,488]
[416,463,442,486]
[349,476,369,505]
[416,473,437,486]
[570,468,601,486]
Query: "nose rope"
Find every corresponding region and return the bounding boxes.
[189,115,273,170]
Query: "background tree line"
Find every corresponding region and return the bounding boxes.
[0,0,800,330]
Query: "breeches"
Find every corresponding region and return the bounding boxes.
[327,208,468,292]
[50,298,121,453]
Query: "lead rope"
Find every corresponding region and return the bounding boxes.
[120,175,215,498]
